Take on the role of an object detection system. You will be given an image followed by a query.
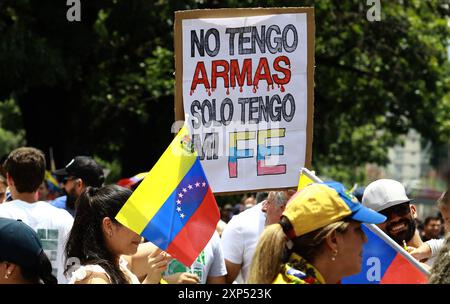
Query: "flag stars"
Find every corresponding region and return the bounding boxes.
[188,184,193,190]
[176,199,181,205]
[202,182,206,187]
[176,207,181,212]
[182,188,187,193]
[195,182,200,187]
[180,213,185,219]
[178,193,183,198]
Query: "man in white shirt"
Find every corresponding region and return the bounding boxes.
[362,179,435,267]
[221,191,288,283]
[0,147,74,283]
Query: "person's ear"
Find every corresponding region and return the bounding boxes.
[410,204,417,219]
[102,217,114,238]
[325,231,340,261]
[261,200,269,213]
[6,173,14,188]
[74,179,85,195]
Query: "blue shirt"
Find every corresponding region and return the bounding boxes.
[50,196,75,217]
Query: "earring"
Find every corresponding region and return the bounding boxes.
[331,250,338,261]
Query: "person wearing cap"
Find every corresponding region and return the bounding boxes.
[52,156,105,217]
[0,147,74,283]
[221,191,288,284]
[426,163,450,283]
[0,217,57,284]
[247,182,386,284]
[362,179,435,267]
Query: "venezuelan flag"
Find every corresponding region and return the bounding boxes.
[342,224,429,284]
[115,126,220,266]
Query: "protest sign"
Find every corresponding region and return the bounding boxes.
[298,168,429,284]
[175,8,314,193]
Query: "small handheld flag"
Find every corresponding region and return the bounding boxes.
[116,126,220,266]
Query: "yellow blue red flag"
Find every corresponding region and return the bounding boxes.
[115,126,220,266]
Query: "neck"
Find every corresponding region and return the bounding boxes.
[12,191,38,203]
[407,230,424,247]
[310,256,341,284]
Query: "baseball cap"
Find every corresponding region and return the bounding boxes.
[53,156,105,187]
[362,179,411,212]
[0,218,43,269]
[283,182,386,238]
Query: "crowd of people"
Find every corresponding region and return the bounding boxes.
[0,146,449,284]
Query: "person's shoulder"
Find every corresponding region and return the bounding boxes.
[0,202,12,216]
[68,263,112,284]
[75,275,110,284]
[0,200,24,214]
[73,271,111,284]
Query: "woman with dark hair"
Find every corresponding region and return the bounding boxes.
[65,185,171,284]
[0,217,57,284]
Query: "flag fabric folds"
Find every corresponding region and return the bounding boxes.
[297,168,316,191]
[341,224,429,284]
[115,126,220,266]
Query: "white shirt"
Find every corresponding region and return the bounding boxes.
[163,231,227,284]
[67,256,140,284]
[221,203,266,283]
[0,200,74,283]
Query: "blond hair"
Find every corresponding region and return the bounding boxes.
[247,218,349,284]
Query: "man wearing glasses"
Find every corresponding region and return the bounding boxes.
[362,179,435,267]
[51,156,104,217]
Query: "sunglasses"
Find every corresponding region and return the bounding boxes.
[379,202,411,218]
[61,176,78,184]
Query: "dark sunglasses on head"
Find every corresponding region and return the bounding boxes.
[379,202,411,218]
